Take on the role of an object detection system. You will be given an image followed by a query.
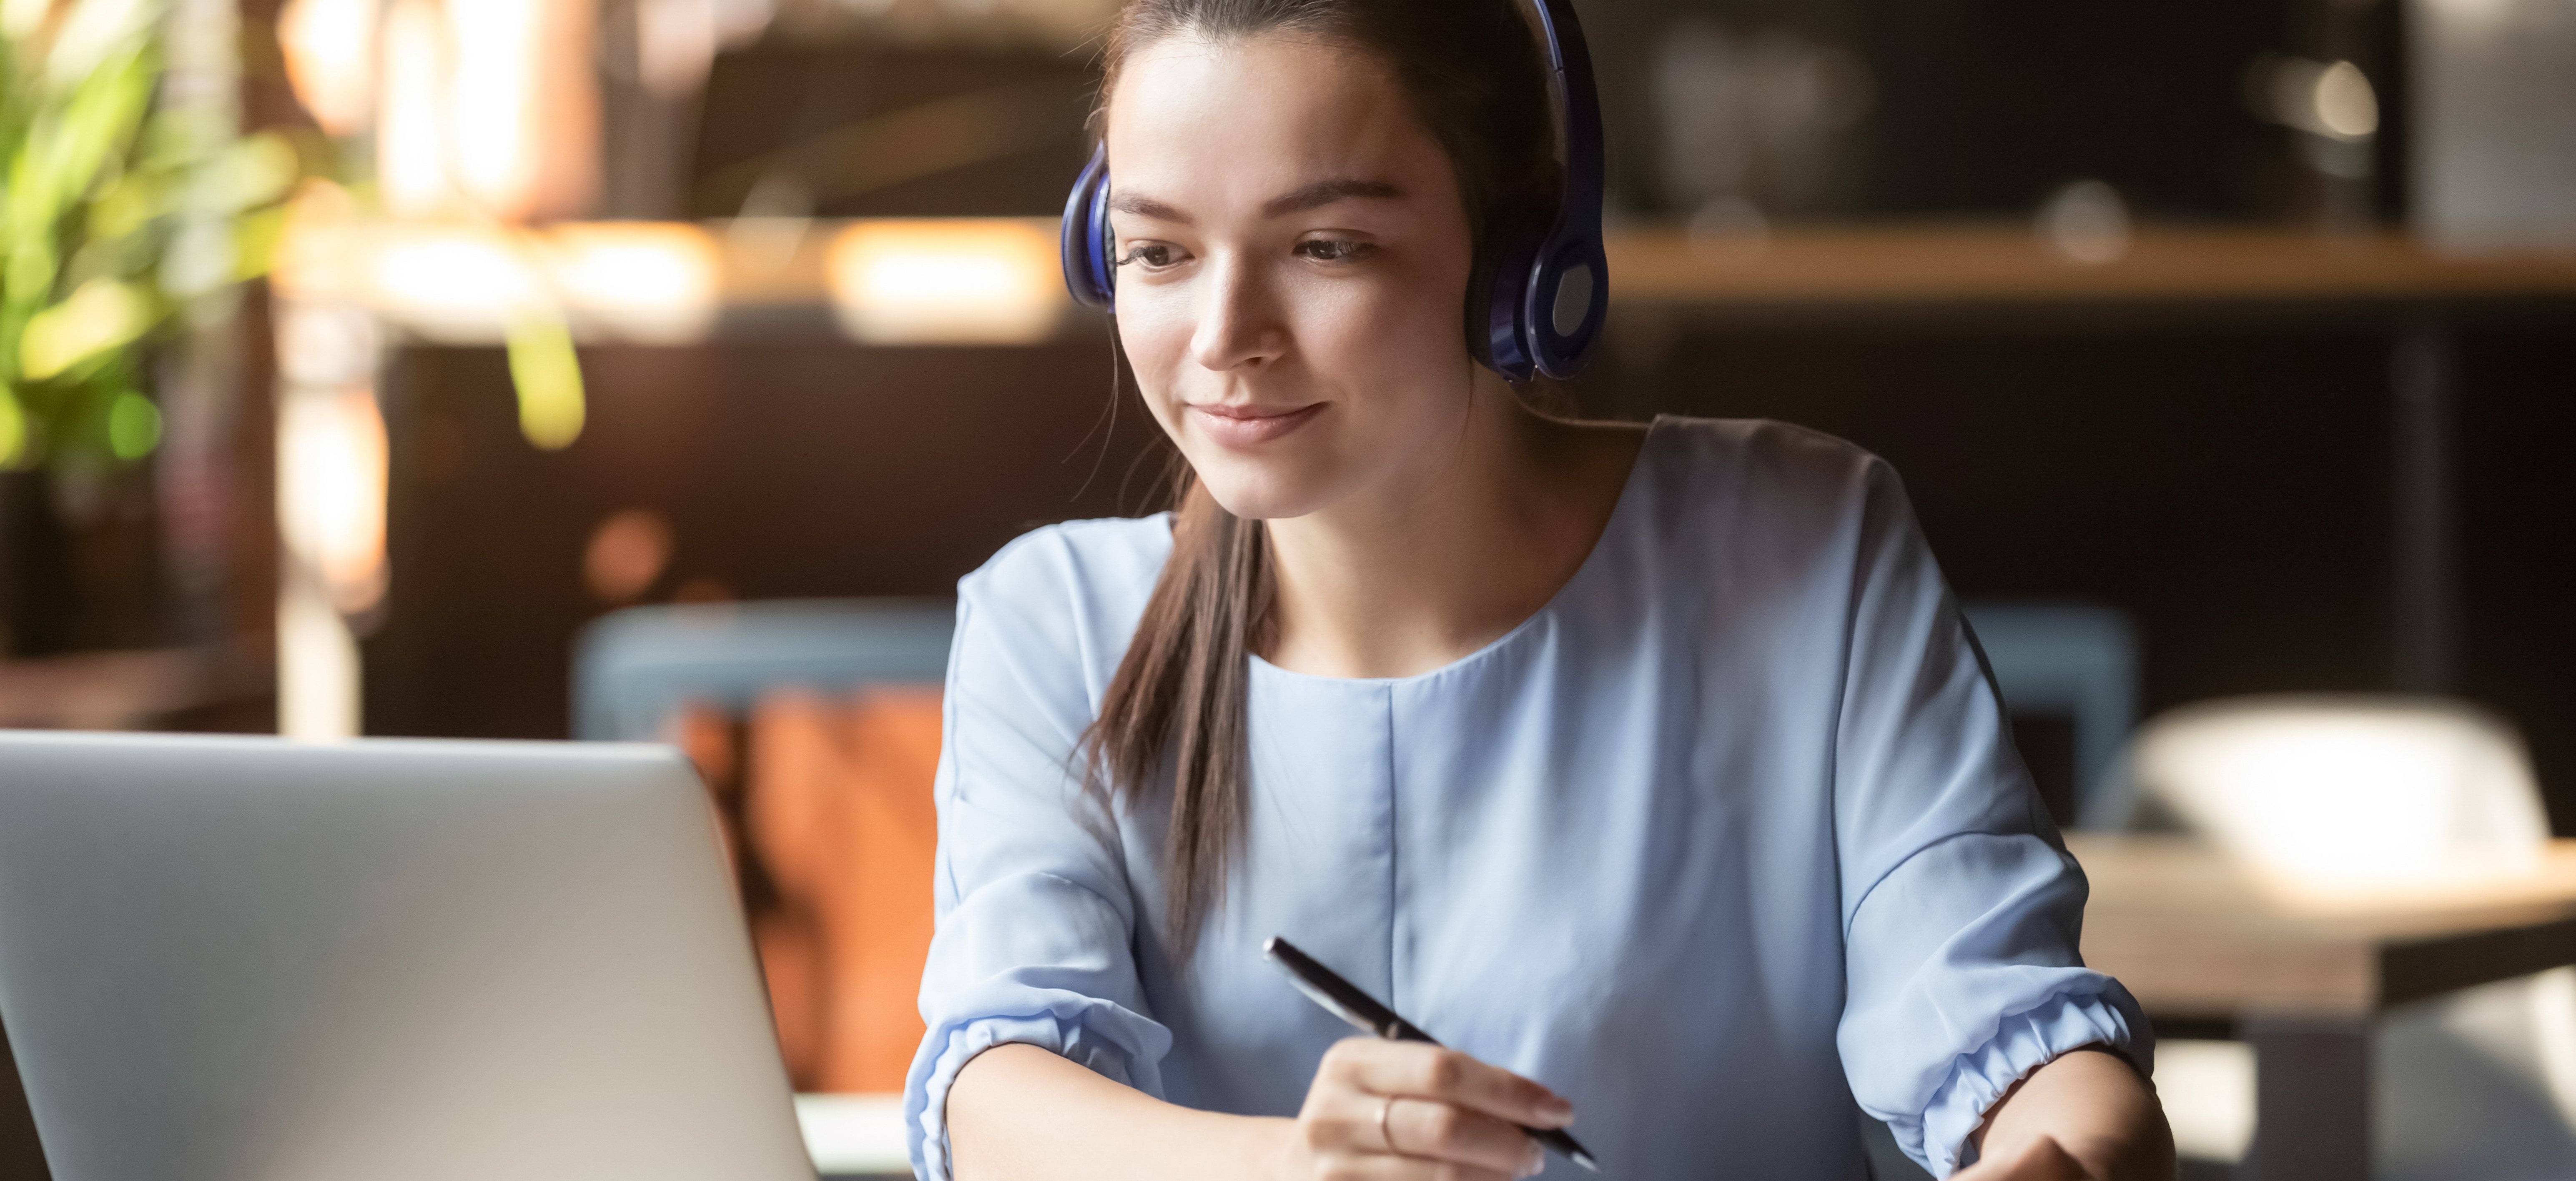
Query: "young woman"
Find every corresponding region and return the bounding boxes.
[904,2,2174,1178]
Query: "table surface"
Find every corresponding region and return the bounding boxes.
[2069,835,2576,1019]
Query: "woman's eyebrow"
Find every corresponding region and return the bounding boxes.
[1109,191,1193,224]
[1264,178,1403,217]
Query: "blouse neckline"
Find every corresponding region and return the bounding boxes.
[1247,416,1667,690]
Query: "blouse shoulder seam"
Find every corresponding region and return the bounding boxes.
[1839,826,2056,943]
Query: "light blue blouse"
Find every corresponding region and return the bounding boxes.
[904,416,2150,1180]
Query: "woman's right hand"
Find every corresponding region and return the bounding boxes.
[1269,1037,1576,1180]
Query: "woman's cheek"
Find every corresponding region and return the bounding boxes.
[1114,304,1195,433]
[1292,280,1415,377]
[1322,282,1460,393]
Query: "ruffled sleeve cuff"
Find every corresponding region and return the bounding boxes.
[1911,986,2152,1177]
[904,998,1170,1181]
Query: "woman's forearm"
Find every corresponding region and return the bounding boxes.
[946,1043,1290,1181]
[1966,1046,2175,1181]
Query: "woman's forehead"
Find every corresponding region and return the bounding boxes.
[1104,34,1446,211]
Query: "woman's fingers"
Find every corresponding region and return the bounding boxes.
[1298,1088,1543,1176]
[1319,1038,1575,1128]
[1295,1039,1563,1178]
[1382,1096,1545,1176]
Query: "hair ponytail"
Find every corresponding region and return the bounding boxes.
[1081,475,1269,956]
[1076,0,1555,960]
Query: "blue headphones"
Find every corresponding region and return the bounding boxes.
[1060,0,1608,383]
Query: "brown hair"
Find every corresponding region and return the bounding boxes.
[1078,0,1559,958]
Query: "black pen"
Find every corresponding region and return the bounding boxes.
[1263,936,1600,1173]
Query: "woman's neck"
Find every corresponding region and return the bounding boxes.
[1257,388,1645,680]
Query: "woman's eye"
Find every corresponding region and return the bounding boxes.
[1295,238,1373,263]
[1119,243,1184,270]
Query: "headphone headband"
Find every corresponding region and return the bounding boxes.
[1063,0,1607,381]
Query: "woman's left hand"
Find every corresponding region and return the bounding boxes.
[1951,1046,2175,1181]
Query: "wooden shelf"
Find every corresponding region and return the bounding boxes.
[1606,224,2576,311]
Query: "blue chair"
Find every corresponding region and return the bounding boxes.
[572,598,956,743]
[1959,601,2141,829]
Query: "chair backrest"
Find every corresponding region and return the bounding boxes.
[572,598,956,742]
[1961,602,2140,827]
[2110,694,2549,883]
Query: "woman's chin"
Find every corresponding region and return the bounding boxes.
[1191,463,1334,523]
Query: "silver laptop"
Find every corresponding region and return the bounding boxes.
[0,731,817,1181]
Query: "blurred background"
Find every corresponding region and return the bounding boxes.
[0,0,2571,1178]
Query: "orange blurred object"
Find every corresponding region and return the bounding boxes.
[583,509,675,603]
[712,688,942,1093]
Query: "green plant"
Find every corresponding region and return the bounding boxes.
[0,0,298,470]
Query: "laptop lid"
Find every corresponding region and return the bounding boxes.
[0,731,815,1181]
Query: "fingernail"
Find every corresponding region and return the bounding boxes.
[1535,1096,1575,1126]
[1523,1142,1547,1175]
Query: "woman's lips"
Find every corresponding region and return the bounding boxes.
[1188,401,1325,448]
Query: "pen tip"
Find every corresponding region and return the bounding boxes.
[1573,1151,1600,1172]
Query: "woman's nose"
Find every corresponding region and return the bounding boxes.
[1189,255,1288,373]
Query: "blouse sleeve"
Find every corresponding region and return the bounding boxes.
[1829,460,2153,1177]
[901,533,1174,1181]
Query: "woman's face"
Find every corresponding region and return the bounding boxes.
[1103,33,1482,522]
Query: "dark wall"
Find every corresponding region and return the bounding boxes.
[1491,0,2334,220]
[2458,329,2576,832]
[367,330,1169,741]
[688,42,1098,219]
[693,0,2365,224]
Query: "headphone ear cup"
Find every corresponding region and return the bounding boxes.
[1061,145,1116,309]
[1523,236,1607,380]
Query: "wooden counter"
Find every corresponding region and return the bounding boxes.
[2068,834,2576,1181]
[2071,833,2576,1019]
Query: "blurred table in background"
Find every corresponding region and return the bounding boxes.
[2072,833,2576,1181]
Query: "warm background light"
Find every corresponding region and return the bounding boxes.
[374,0,598,222]
[361,224,543,339]
[546,222,720,343]
[277,386,389,616]
[445,0,597,221]
[376,0,454,218]
[2133,698,2551,888]
[825,219,1065,345]
[276,0,377,136]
